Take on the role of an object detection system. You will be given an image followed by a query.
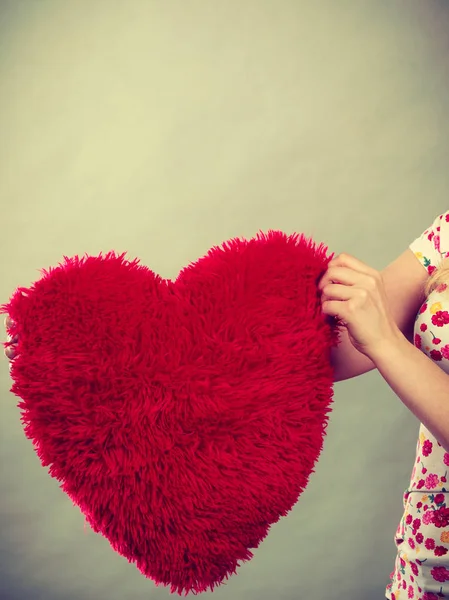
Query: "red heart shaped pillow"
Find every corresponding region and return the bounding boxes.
[2,231,339,594]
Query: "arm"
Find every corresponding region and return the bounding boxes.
[371,332,449,453]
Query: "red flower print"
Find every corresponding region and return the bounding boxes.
[431,311,449,327]
[423,510,434,525]
[422,467,428,474]
[415,334,422,348]
[420,303,428,314]
[424,504,429,511]
[403,579,407,590]
[400,557,406,568]
[408,584,414,598]
[408,537,416,549]
[425,537,436,549]
[425,473,439,488]
[410,562,419,576]
[435,545,448,556]
[444,454,449,467]
[431,565,449,582]
[417,502,423,509]
[434,493,445,505]
[433,338,441,345]
[413,518,421,530]
[432,507,449,528]
[420,323,427,332]
[417,479,425,489]
[428,265,437,275]
[406,514,413,525]
[422,440,433,456]
[442,345,449,360]
[416,532,424,544]
[430,349,443,361]
[434,232,441,246]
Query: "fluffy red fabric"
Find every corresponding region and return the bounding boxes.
[2,232,340,595]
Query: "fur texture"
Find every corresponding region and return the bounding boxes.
[2,231,340,595]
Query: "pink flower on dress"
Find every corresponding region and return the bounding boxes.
[413,518,421,531]
[425,473,439,489]
[435,545,449,556]
[420,323,427,332]
[422,440,433,456]
[444,453,449,467]
[432,507,449,528]
[408,537,416,549]
[408,584,414,598]
[410,562,419,577]
[432,311,449,327]
[416,502,423,509]
[406,514,413,525]
[441,344,449,360]
[434,234,441,252]
[417,479,425,489]
[422,467,428,474]
[434,493,445,505]
[425,537,436,549]
[430,349,443,361]
[416,532,424,544]
[423,511,435,525]
[431,565,449,582]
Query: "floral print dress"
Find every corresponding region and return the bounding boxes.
[386,210,449,600]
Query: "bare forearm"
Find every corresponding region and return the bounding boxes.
[330,328,377,382]
[369,332,449,452]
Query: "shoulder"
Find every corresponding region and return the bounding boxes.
[409,210,449,270]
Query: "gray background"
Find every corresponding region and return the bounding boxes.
[1,1,449,599]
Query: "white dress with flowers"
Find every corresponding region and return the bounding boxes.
[386,210,449,600]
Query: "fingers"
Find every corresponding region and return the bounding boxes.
[5,345,16,360]
[4,315,17,361]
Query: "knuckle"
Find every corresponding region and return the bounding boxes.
[358,288,369,300]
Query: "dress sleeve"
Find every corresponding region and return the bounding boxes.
[409,211,449,275]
